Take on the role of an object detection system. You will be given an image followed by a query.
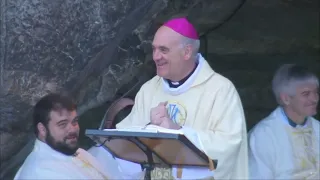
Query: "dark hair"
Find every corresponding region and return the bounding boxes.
[33,93,77,136]
[111,105,133,128]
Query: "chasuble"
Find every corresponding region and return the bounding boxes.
[14,139,117,179]
[117,53,248,180]
[249,107,320,179]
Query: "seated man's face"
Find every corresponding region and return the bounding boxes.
[45,109,80,155]
[289,83,319,117]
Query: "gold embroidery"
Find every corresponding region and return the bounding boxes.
[151,167,174,180]
[72,153,109,180]
[301,159,307,169]
[286,123,319,179]
[147,166,215,180]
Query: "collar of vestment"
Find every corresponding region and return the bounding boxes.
[165,61,199,88]
[279,107,309,128]
[161,53,215,95]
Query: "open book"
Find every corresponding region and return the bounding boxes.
[103,124,183,135]
[103,124,205,156]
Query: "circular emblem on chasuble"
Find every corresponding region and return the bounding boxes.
[166,101,187,126]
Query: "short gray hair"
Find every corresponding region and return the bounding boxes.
[179,36,200,60]
[272,64,319,105]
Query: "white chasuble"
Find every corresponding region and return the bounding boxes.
[14,139,115,179]
[249,107,320,179]
[117,53,248,180]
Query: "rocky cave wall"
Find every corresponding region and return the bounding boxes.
[204,0,320,128]
[0,0,244,179]
[0,0,319,179]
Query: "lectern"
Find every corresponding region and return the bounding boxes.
[85,129,218,180]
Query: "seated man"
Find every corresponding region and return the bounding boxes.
[14,93,121,179]
[248,64,320,179]
[116,17,248,180]
[88,98,144,179]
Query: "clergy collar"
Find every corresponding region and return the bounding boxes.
[166,61,199,88]
[280,107,308,128]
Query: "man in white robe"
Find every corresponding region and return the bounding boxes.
[248,64,320,179]
[116,17,248,180]
[14,93,121,180]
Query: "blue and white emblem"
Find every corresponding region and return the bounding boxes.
[166,101,187,126]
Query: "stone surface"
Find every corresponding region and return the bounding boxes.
[0,0,318,178]
[203,0,319,129]
[206,0,319,54]
[0,0,242,178]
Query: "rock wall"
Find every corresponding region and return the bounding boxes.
[204,0,319,129]
[0,0,243,179]
[0,1,163,176]
[0,0,318,179]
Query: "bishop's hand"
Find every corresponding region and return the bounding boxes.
[150,101,169,125]
[150,101,181,130]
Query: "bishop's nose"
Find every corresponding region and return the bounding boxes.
[153,49,162,61]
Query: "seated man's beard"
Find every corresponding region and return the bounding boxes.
[45,130,79,155]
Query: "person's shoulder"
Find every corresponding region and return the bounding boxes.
[201,72,239,100]
[16,156,66,179]
[18,150,42,168]
[140,75,162,91]
[249,111,277,138]
[310,116,319,122]
[87,145,102,154]
[310,116,320,126]
[207,72,236,91]
[16,165,74,179]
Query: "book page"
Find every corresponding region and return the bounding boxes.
[103,126,158,133]
[103,124,183,134]
[146,125,183,134]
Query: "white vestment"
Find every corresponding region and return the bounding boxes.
[88,146,145,179]
[14,139,120,179]
[248,106,320,179]
[117,53,248,179]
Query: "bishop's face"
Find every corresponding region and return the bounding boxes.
[45,109,80,155]
[287,83,319,117]
[152,26,188,82]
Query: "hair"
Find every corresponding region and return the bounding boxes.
[272,64,319,105]
[33,93,77,136]
[179,36,200,60]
